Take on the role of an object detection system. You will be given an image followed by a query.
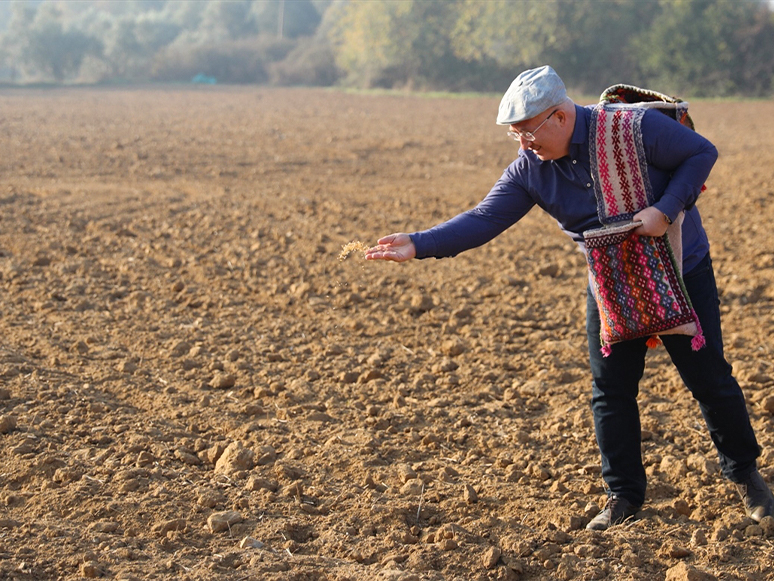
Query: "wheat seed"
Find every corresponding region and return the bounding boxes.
[338,240,369,261]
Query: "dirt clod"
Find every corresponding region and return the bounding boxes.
[207,510,243,533]
[1,88,773,581]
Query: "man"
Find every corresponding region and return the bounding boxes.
[364,65,774,530]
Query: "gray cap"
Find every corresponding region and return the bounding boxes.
[496,65,567,125]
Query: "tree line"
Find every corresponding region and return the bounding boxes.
[1,0,772,97]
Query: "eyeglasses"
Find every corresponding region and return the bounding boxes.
[507,109,559,142]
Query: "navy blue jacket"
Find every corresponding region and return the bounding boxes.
[410,104,718,273]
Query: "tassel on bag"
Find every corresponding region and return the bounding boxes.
[646,336,662,349]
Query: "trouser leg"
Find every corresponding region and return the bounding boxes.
[587,287,649,507]
[660,253,760,482]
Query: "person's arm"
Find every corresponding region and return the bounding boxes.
[368,165,535,261]
[634,109,718,236]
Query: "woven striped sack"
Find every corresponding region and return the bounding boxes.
[584,85,705,356]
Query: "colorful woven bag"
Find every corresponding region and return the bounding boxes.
[584,86,705,356]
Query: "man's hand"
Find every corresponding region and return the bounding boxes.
[632,207,670,237]
[364,233,416,262]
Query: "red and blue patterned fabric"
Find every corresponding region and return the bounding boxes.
[584,90,705,356]
[584,221,703,355]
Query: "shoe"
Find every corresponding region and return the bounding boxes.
[736,469,774,523]
[586,494,640,530]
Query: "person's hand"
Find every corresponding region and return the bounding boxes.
[632,207,670,237]
[364,233,416,262]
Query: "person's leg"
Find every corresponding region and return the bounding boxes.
[587,286,649,507]
[660,253,761,481]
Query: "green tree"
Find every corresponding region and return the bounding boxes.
[450,0,656,94]
[542,0,658,94]
[450,0,554,69]
[88,11,181,79]
[162,1,208,32]
[252,0,321,39]
[8,2,102,82]
[633,0,774,96]
[199,0,258,42]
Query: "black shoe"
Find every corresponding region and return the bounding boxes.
[586,494,641,530]
[736,470,774,523]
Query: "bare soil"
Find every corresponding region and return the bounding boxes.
[1,86,773,581]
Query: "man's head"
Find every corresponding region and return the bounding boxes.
[497,65,567,126]
[497,65,575,160]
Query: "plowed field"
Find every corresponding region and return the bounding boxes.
[1,87,773,581]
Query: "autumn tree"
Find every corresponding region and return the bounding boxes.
[327,0,505,90]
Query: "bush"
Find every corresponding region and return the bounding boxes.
[150,37,295,84]
[269,36,340,87]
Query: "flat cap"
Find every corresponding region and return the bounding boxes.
[496,65,567,125]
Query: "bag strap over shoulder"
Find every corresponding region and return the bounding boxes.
[599,84,695,130]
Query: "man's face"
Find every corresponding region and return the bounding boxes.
[509,107,568,161]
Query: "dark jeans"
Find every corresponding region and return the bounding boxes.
[586,252,760,506]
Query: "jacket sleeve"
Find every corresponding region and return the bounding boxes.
[642,109,718,222]
[410,164,535,259]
